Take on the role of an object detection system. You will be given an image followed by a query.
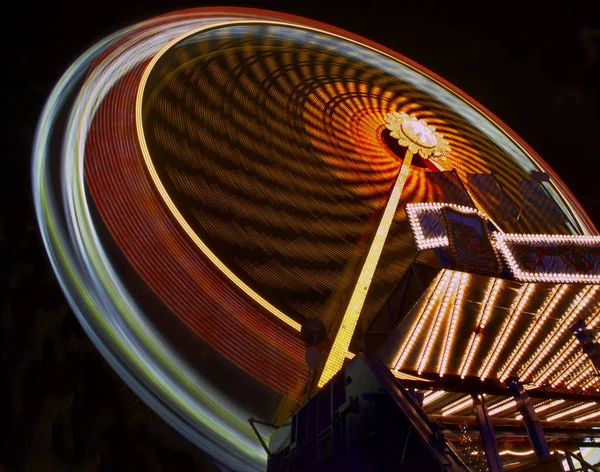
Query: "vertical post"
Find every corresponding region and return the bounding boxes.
[571,319,600,375]
[472,394,504,472]
[505,377,550,458]
[515,182,531,224]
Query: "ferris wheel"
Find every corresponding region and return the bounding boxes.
[33,7,598,471]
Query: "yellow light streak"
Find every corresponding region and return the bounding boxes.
[416,272,457,375]
[440,273,468,377]
[498,285,567,380]
[318,152,414,388]
[391,370,433,382]
[535,399,566,414]
[575,407,600,422]
[442,395,481,416]
[488,398,517,416]
[515,399,565,420]
[136,20,434,363]
[459,278,501,379]
[500,450,534,456]
[393,270,451,370]
[136,20,305,333]
[546,402,596,421]
[479,283,534,380]
[442,395,472,411]
[129,18,597,394]
[423,390,447,406]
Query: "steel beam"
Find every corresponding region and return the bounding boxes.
[571,319,600,375]
[472,394,504,472]
[371,360,469,471]
[433,419,600,439]
[432,415,600,432]
[506,377,551,458]
[395,375,600,402]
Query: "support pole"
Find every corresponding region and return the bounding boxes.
[571,319,600,375]
[318,151,413,388]
[407,388,424,408]
[506,377,550,459]
[472,394,504,472]
[564,451,576,472]
[248,417,278,457]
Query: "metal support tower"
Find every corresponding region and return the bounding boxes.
[506,377,551,458]
[472,394,504,472]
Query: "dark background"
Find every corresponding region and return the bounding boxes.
[3,1,599,470]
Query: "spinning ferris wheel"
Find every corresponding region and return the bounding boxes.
[34,7,600,471]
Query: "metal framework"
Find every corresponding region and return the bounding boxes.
[506,377,550,459]
[572,319,600,375]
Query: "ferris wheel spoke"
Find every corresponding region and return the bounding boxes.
[318,151,413,388]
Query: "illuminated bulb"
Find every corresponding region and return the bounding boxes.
[442,396,476,416]
[532,339,579,385]
[494,233,600,283]
[458,278,501,379]
[535,305,599,386]
[439,273,468,377]
[488,398,517,416]
[319,160,418,388]
[498,284,567,380]
[500,450,535,456]
[549,352,586,386]
[417,273,457,374]
[520,285,598,382]
[545,402,596,421]
[406,203,489,251]
[516,399,565,420]
[480,283,534,380]
[575,408,600,422]
[423,390,446,406]
[581,375,599,391]
[566,366,594,389]
[394,271,451,370]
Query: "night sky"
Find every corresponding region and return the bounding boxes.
[3,1,599,470]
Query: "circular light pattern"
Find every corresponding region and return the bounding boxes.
[386,112,450,160]
[32,7,597,471]
[385,111,450,158]
[402,120,438,148]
